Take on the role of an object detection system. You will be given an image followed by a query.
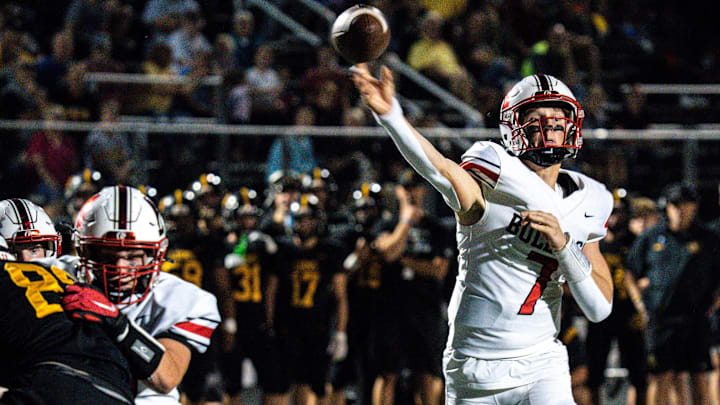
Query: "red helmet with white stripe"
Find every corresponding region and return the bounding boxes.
[499,74,584,166]
[75,185,168,304]
[0,198,60,258]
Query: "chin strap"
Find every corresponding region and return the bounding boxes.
[520,148,572,167]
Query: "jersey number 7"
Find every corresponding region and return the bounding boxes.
[518,251,558,315]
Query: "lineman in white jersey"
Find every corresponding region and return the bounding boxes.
[352,66,613,404]
[59,185,221,405]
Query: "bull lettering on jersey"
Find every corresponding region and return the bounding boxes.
[505,213,554,254]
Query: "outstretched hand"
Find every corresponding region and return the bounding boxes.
[351,64,395,115]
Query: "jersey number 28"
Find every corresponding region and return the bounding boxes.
[5,262,75,318]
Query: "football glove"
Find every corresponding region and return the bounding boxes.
[62,283,165,379]
[62,283,126,335]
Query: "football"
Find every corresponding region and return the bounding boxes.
[330,4,390,64]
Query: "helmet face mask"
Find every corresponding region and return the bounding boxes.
[499,75,584,166]
[80,244,163,303]
[290,194,323,240]
[0,199,61,258]
[75,186,168,305]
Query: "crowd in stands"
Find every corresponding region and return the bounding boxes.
[0,0,719,212]
[2,1,720,404]
[0,0,718,205]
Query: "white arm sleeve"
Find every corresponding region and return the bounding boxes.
[568,277,612,323]
[373,99,461,211]
[556,234,612,322]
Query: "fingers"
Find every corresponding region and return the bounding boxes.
[351,63,369,74]
[520,211,559,226]
[521,210,567,250]
[520,210,562,234]
[381,65,394,88]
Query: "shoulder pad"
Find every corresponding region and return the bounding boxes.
[460,141,502,189]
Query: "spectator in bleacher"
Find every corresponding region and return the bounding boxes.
[454,6,520,88]
[133,40,177,118]
[266,105,318,180]
[310,80,347,127]
[406,10,471,100]
[167,8,211,75]
[35,30,74,102]
[82,33,123,100]
[229,9,259,70]
[558,0,609,42]
[0,58,48,120]
[581,82,611,129]
[63,0,118,58]
[302,45,350,124]
[246,43,286,124]
[612,85,649,129]
[374,0,422,58]
[225,69,251,124]
[342,106,369,127]
[170,46,215,118]
[499,0,558,51]
[419,0,467,21]
[21,104,79,214]
[141,0,200,40]
[520,24,581,90]
[84,98,141,185]
[0,3,39,68]
[107,2,139,66]
[83,32,122,74]
[301,45,347,94]
[56,62,98,121]
[214,33,239,74]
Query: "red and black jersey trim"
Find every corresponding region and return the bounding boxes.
[460,158,500,188]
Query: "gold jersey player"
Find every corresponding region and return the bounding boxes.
[352,66,613,404]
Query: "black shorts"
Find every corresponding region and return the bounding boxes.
[220,328,283,395]
[180,344,219,402]
[650,321,714,374]
[586,310,647,389]
[376,306,445,377]
[270,330,331,396]
[3,365,133,405]
[331,300,381,390]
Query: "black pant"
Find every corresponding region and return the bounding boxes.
[2,365,132,405]
[586,305,648,391]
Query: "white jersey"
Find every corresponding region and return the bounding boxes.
[59,257,221,405]
[450,141,612,360]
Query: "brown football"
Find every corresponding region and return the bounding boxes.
[330,4,390,64]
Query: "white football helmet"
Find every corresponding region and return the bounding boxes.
[0,198,60,258]
[74,186,168,304]
[499,74,584,166]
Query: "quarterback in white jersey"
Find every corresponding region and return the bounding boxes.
[352,66,613,405]
[61,185,221,405]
